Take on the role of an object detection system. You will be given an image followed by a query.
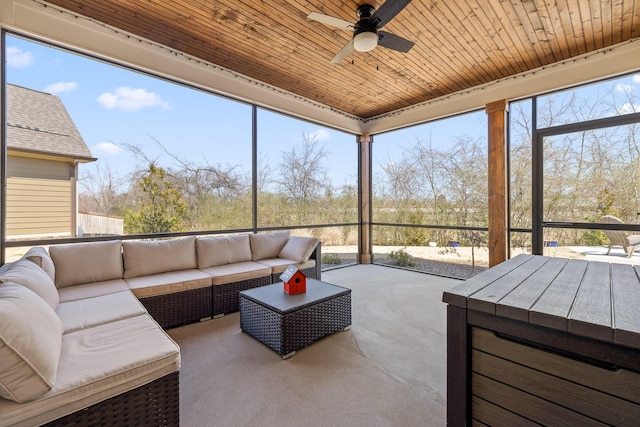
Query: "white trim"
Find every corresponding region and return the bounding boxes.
[1,0,639,135]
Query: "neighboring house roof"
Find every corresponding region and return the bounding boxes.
[6,84,96,162]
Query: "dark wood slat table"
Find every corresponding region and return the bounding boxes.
[443,254,640,426]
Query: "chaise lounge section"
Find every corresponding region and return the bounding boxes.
[0,247,180,426]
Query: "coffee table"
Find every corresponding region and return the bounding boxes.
[239,279,351,359]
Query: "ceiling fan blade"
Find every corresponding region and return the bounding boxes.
[330,40,355,63]
[370,0,412,28]
[307,12,355,31]
[378,31,415,53]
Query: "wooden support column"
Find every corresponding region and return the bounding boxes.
[486,100,509,267]
[359,134,372,264]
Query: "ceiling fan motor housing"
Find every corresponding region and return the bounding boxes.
[356,4,376,19]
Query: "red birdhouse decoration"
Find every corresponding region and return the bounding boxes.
[280,265,306,295]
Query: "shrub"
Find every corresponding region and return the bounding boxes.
[387,247,417,267]
[322,253,342,265]
[582,229,607,246]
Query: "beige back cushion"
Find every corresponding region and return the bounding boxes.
[0,259,59,309]
[0,283,63,403]
[196,235,252,268]
[23,247,56,282]
[278,236,319,263]
[123,236,197,278]
[249,231,291,260]
[49,240,124,288]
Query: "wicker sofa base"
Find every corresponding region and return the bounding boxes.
[139,286,212,329]
[136,243,322,326]
[212,275,272,317]
[43,371,179,427]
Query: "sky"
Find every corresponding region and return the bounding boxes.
[5,35,360,191]
[6,33,640,195]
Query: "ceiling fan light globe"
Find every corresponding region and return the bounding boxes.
[353,31,378,52]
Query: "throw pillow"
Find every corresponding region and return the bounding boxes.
[278,236,319,263]
[23,247,56,282]
[0,259,59,309]
[0,283,63,402]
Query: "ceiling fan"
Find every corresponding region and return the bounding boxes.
[308,0,415,64]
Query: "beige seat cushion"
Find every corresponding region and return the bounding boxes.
[0,315,180,427]
[200,261,271,285]
[0,283,63,403]
[49,240,123,288]
[123,236,197,278]
[278,236,319,263]
[196,234,252,268]
[125,269,211,298]
[56,291,147,333]
[249,231,290,260]
[22,247,56,282]
[256,258,316,275]
[0,259,59,309]
[57,279,130,303]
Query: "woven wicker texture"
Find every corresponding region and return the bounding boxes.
[240,282,351,356]
[43,371,179,426]
[212,275,271,317]
[140,286,212,329]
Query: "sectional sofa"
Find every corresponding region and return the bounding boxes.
[0,231,320,426]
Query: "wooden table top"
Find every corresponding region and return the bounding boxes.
[443,254,640,350]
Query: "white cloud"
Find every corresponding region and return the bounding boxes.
[618,102,640,114]
[615,83,633,93]
[93,142,123,155]
[308,128,331,142]
[96,86,171,112]
[6,46,33,68]
[44,81,77,94]
[633,75,640,84]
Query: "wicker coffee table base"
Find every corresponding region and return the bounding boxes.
[240,289,351,358]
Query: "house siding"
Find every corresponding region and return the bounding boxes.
[6,156,73,239]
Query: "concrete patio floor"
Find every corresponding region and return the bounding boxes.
[169,264,462,427]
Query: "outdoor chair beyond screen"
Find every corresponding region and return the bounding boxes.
[600,215,640,258]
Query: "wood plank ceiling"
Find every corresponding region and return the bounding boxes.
[43,0,640,119]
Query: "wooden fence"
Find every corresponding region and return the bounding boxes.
[78,212,123,236]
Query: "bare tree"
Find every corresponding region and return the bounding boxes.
[256,150,274,193]
[79,163,127,215]
[441,136,488,226]
[277,132,329,203]
[122,138,246,203]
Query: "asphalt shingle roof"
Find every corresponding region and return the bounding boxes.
[7,84,95,161]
